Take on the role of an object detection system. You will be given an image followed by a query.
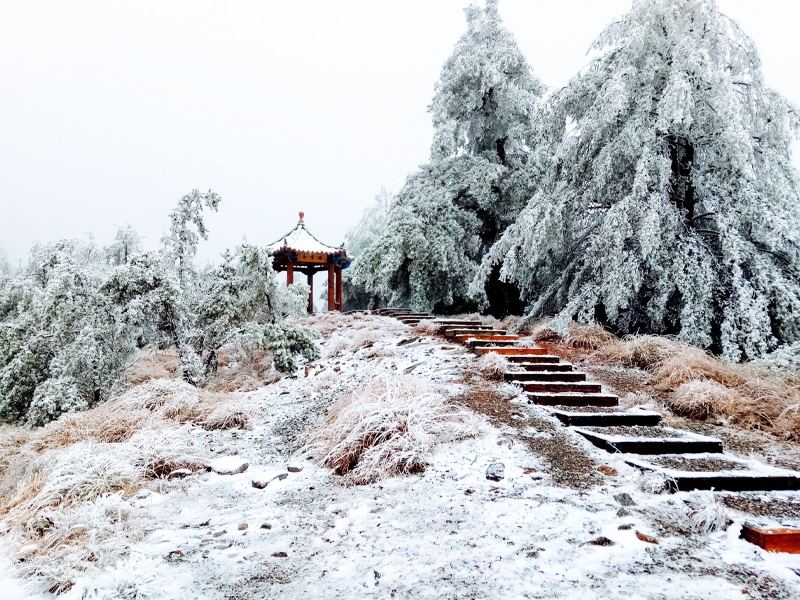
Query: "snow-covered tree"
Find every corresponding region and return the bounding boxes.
[106,224,143,266]
[162,189,221,284]
[353,0,544,313]
[484,0,800,359]
[0,240,137,425]
[341,188,393,310]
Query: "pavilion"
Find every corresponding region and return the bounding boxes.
[267,212,352,313]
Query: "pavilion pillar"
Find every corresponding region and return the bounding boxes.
[307,271,314,314]
[335,266,343,312]
[287,262,294,286]
[327,263,335,312]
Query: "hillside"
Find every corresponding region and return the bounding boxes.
[1,312,799,599]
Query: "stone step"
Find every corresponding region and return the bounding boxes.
[741,525,800,551]
[551,408,662,427]
[444,327,502,337]
[573,427,724,455]
[456,334,518,343]
[505,354,561,363]
[625,456,800,493]
[465,339,519,348]
[374,308,413,315]
[435,319,487,327]
[527,393,620,407]
[473,346,546,356]
[513,363,574,372]
[523,381,602,394]
[505,371,587,383]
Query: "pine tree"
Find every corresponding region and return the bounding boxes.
[484,0,800,359]
[353,0,544,313]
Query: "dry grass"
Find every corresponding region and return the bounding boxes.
[476,353,509,381]
[533,321,618,349]
[528,318,800,441]
[411,320,443,336]
[0,377,257,594]
[126,348,180,385]
[302,377,482,485]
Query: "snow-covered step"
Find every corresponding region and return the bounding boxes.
[550,407,662,427]
[472,346,546,356]
[445,328,504,338]
[741,525,800,552]
[574,426,723,455]
[465,338,519,348]
[434,319,486,326]
[455,333,515,343]
[522,381,602,394]
[505,370,586,383]
[527,392,619,407]
[505,354,561,363]
[512,362,574,372]
[626,454,800,492]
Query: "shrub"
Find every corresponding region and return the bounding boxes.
[302,377,482,485]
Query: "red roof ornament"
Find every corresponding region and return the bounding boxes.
[299,211,305,224]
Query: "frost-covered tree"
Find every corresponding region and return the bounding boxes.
[341,188,393,310]
[0,192,320,426]
[0,240,137,425]
[353,0,544,313]
[484,0,800,359]
[106,224,143,266]
[162,189,221,284]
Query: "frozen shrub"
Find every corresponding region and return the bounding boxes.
[303,377,482,485]
[411,320,443,336]
[637,470,676,494]
[476,353,508,381]
[682,492,732,534]
[325,334,352,358]
[670,381,742,420]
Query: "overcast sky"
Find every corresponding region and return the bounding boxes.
[1,0,799,267]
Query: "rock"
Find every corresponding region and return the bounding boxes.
[166,550,184,562]
[260,523,272,530]
[274,473,289,481]
[252,480,269,489]
[238,523,248,531]
[598,466,618,476]
[464,489,475,496]
[618,524,634,530]
[287,466,303,473]
[616,508,631,517]
[588,537,615,546]
[397,337,420,346]
[614,493,636,507]
[213,530,227,538]
[486,463,505,481]
[271,551,288,558]
[168,468,192,479]
[635,530,659,544]
[209,457,249,475]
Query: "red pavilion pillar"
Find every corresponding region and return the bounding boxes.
[335,266,342,312]
[327,263,335,312]
[286,262,294,286]
[307,271,314,314]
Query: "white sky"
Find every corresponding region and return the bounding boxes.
[1,0,799,267]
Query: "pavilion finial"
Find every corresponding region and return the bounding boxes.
[299,211,305,224]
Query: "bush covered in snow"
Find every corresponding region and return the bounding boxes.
[303,377,483,485]
[0,191,318,425]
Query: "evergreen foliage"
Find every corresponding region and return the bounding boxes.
[0,194,318,426]
[484,0,800,360]
[352,0,544,313]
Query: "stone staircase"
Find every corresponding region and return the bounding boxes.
[377,310,800,499]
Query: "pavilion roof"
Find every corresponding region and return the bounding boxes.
[267,213,346,256]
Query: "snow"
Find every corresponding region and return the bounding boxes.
[2,315,799,598]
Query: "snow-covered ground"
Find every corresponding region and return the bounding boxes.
[2,315,799,599]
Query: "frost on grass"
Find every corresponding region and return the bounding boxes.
[303,377,483,485]
[681,492,732,534]
[476,353,509,381]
